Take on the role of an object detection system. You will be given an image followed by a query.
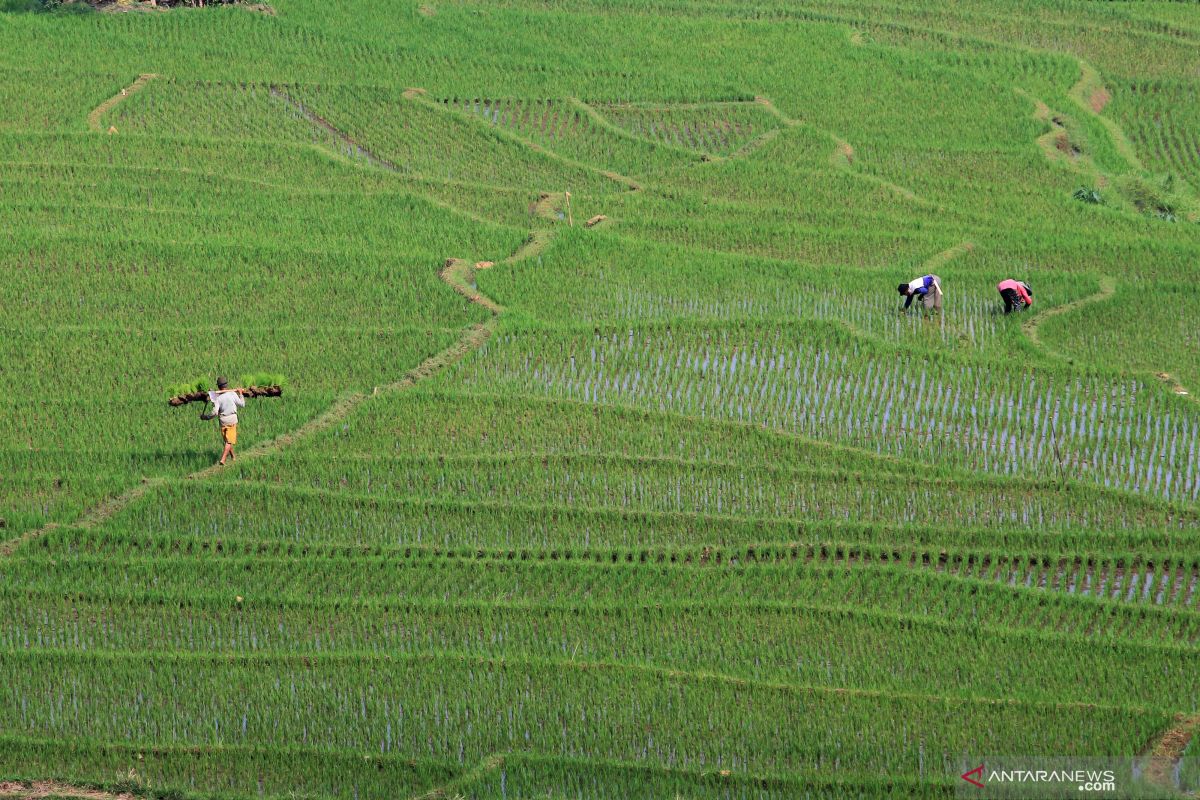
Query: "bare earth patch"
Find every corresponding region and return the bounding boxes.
[78,0,164,12]
[1143,714,1200,792]
[0,781,137,800]
[79,0,269,8]
[1089,86,1111,113]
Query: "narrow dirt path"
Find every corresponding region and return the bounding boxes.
[1,264,503,554]
[1020,70,1196,221]
[566,96,701,161]
[441,259,503,314]
[410,753,505,800]
[1023,276,1199,403]
[1068,59,1143,172]
[87,74,158,133]
[1015,87,1110,195]
[1021,275,1115,356]
[830,137,855,168]
[722,127,782,160]
[2,196,541,556]
[405,88,643,193]
[1154,372,1194,399]
[1141,713,1200,796]
[752,95,800,129]
[567,95,779,166]
[0,85,577,557]
[0,781,136,800]
[922,240,974,272]
[270,86,400,170]
[754,95,932,207]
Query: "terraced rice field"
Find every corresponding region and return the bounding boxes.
[2,0,1200,797]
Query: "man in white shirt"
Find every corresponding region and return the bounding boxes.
[201,376,246,465]
[898,274,944,312]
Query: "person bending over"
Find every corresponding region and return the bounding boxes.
[898,274,943,312]
[997,278,1033,313]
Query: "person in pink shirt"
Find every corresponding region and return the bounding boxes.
[997,279,1033,313]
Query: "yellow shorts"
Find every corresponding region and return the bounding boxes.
[221,425,237,445]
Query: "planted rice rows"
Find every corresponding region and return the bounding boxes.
[0,238,475,328]
[3,2,1200,795]
[0,135,533,220]
[75,475,1200,555]
[0,650,1170,777]
[0,187,525,267]
[320,391,926,472]
[607,284,1011,345]
[0,155,548,231]
[2,328,454,446]
[606,204,958,265]
[449,98,583,141]
[1,592,1196,710]
[458,752,947,800]
[0,473,133,541]
[453,323,1200,500]
[0,129,410,188]
[32,517,1200,613]
[595,101,773,155]
[621,129,957,223]
[9,548,1200,645]
[227,449,1199,532]
[1112,79,1200,192]
[1039,280,1200,392]
[283,84,626,193]
[0,739,934,800]
[434,95,702,182]
[807,0,1200,79]
[0,119,521,536]
[34,514,1200,592]
[104,78,319,145]
[446,96,776,158]
[479,226,1103,355]
[0,735,459,800]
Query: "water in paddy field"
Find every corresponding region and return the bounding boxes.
[608,286,1003,347]
[470,326,1200,503]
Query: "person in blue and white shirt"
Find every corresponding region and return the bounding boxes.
[898,274,943,312]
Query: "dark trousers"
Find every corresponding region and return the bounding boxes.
[1000,288,1025,313]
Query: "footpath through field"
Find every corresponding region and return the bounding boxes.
[1022,276,1198,401]
[0,780,136,800]
[0,96,574,555]
[1141,713,1200,796]
[86,73,158,133]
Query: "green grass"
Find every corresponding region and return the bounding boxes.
[2,0,1199,797]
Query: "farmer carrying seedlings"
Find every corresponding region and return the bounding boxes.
[996,278,1034,313]
[898,274,943,312]
[200,376,245,465]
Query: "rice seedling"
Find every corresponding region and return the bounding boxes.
[2,0,1199,795]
